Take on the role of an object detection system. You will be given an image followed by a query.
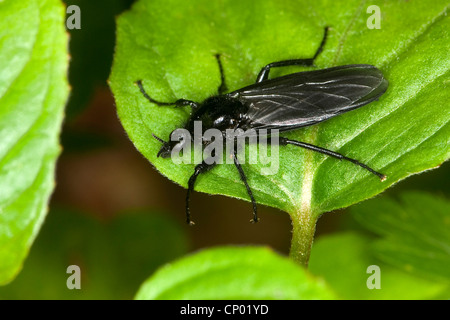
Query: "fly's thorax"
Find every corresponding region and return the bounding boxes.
[186,95,248,134]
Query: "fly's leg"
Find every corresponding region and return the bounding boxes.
[256,26,329,83]
[232,146,259,223]
[215,54,228,95]
[186,161,217,225]
[135,80,199,109]
[280,137,386,181]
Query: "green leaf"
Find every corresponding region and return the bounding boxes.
[135,246,335,299]
[351,192,450,284]
[0,209,189,299]
[308,232,449,299]
[109,0,450,263]
[0,0,69,284]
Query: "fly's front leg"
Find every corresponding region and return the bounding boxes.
[186,160,217,225]
[256,26,329,83]
[136,80,199,109]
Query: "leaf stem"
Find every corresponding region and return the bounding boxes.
[287,123,319,266]
[289,210,317,267]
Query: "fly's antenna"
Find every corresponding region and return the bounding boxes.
[152,133,165,143]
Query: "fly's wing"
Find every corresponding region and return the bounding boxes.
[228,64,388,131]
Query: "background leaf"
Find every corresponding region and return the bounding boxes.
[109,0,449,223]
[0,208,189,299]
[351,191,450,284]
[308,232,448,299]
[135,246,335,300]
[0,0,69,284]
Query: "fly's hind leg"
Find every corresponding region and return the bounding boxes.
[280,137,386,181]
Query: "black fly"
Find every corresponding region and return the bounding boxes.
[135,27,388,225]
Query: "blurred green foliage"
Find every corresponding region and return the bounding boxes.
[309,232,448,299]
[352,192,450,284]
[0,0,69,285]
[0,209,189,299]
[136,246,335,300]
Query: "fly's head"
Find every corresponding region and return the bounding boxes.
[153,129,189,158]
[152,133,172,158]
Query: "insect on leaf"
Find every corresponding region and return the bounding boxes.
[109,0,450,223]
